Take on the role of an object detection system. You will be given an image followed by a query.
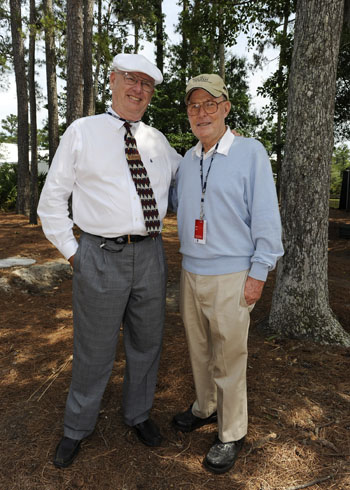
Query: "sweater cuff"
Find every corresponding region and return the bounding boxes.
[249,262,269,282]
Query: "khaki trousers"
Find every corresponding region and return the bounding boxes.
[180,268,252,443]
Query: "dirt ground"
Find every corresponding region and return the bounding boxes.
[0,209,350,490]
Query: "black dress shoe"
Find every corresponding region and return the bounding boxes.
[173,405,217,432]
[53,436,82,468]
[133,419,162,447]
[203,436,245,474]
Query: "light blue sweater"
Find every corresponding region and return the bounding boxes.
[176,133,284,281]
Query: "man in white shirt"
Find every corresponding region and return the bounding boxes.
[38,53,181,468]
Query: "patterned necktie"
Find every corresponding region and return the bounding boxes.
[123,121,161,237]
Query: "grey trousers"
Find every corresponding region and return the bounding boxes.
[63,232,167,440]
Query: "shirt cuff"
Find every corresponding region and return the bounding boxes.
[61,239,79,261]
[248,262,269,282]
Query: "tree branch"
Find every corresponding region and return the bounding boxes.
[284,474,333,490]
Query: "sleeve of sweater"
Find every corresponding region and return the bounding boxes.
[247,139,284,281]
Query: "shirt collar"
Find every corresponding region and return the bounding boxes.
[192,127,235,159]
[106,107,141,132]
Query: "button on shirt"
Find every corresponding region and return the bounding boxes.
[37,109,181,259]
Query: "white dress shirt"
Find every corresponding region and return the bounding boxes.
[37,110,181,259]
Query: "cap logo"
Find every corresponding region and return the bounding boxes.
[193,75,211,83]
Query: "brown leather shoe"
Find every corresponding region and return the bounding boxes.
[173,405,217,432]
[53,436,81,468]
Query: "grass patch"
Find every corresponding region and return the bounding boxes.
[329,198,339,209]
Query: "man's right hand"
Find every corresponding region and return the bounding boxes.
[68,255,75,267]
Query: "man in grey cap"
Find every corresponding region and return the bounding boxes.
[38,53,181,467]
[172,74,283,474]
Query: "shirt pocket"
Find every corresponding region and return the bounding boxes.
[144,154,171,190]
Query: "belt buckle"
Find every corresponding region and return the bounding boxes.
[128,235,131,244]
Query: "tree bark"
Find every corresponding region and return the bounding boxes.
[9,0,30,215]
[154,0,164,74]
[189,0,200,75]
[269,0,350,346]
[29,0,38,224]
[93,0,103,107]
[275,1,290,200]
[43,0,59,165]
[181,0,189,88]
[134,21,140,53]
[218,3,225,80]
[66,0,84,126]
[344,0,350,29]
[83,0,94,116]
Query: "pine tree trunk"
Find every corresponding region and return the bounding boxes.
[344,0,350,28]
[218,43,225,80]
[275,2,290,200]
[29,0,38,225]
[134,21,140,53]
[83,0,94,116]
[66,0,84,126]
[190,0,200,75]
[154,0,164,74]
[9,0,30,215]
[218,4,225,80]
[43,0,59,165]
[93,0,102,106]
[269,0,350,346]
[180,0,188,87]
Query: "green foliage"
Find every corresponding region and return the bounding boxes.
[144,73,193,155]
[330,145,350,197]
[145,53,258,156]
[2,0,348,197]
[0,0,11,88]
[0,113,50,149]
[170,0,245,80]
[335,29,350,141]
[90,1,132,110]
[0,163,17,210]
[0,162,47,211]
[245,0,296,170]
[254,118,278,158]
[329,198,340,209]
[224,55,260,134]
[113,0,158,49]
[0,114,18,143]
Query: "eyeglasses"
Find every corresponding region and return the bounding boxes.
[116,71,155,93]
[187,99,226,116]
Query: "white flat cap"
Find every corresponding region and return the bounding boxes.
[111,53,163,85]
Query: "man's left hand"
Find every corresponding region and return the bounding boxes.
[244,276,265,305]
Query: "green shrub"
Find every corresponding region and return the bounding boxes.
[0,163,17,211]
[0,164,47,211]
[329,199,340,209]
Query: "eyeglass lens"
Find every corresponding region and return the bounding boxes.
[123,73,154,92]
[187,101,221,115]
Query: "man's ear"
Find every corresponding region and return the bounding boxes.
[109,71,116,89]
[224,100,231,117]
